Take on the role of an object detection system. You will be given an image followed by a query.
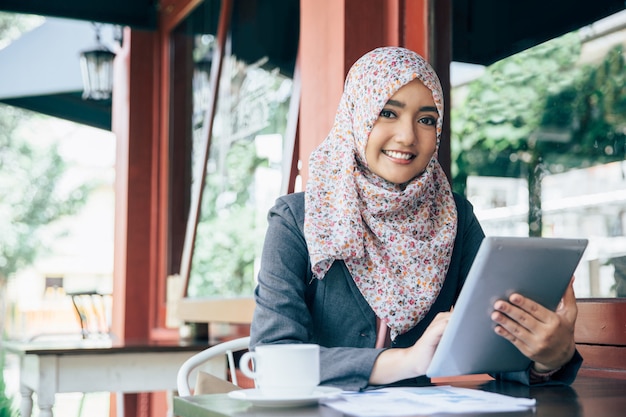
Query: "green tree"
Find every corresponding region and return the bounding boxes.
[0,347,16,417]
[451,33,584,192]
[451,33,626,235]
[1,13,93,414]
[187,59,292,298]
[0,106,91,279]
[189,139,268,297]
[0,14,90,282]
[0,11,43,49]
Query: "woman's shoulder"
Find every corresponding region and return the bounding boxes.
[452,191,475,216]
[451,191,485,246]
[274,191,305,213]
[277,191,305,205]
[277,191,473,220]
[273,191,477,230]
[271,192,306,228]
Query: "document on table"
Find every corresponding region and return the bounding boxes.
[321,386,536,416]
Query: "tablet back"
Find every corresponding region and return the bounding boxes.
[426,236,588,378]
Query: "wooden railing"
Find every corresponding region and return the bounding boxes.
[575,299,626,379]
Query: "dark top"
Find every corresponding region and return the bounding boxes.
[250,192,581,391]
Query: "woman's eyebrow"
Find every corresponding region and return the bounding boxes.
[385,99,438,114]
[386,99,405,108]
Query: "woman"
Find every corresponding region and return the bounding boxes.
[250,46,581,391]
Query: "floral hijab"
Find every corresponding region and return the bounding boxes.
[304,47,458,340]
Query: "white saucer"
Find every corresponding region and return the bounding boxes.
[228,386,342,407]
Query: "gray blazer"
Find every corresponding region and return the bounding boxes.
[250,192,581,390]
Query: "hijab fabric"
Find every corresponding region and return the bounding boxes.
[304,47,458,340]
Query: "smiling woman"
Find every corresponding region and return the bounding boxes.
[365,79,438,186]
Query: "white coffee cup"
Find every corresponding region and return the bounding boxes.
[239,343,320,398]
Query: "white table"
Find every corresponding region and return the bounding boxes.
[5,338,207,417]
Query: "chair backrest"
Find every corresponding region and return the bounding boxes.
[69,291,112,339]
[177,336,251,396]
[26,290,112,342]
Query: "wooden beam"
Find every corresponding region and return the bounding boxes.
[176,297,256,324]
[112,26,164,417]
[179,0,233,294]
[159,0,203,33]
[575,299,626,378]
[401,0,429,59]
[577,345,626,375]
[298,0,346,186]
[575,299,626,346]
[299,0,413,186]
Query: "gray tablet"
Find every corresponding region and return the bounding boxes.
[426,236,588,378]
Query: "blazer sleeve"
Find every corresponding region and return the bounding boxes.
[492,350,583,386]
[249,194,383,391]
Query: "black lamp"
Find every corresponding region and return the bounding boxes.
[80,23,115,100]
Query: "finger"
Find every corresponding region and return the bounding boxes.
[491,311,533,353]
[493,297,541,333]
[557,279,578,324]
[422,312,452,348]
[491,298,547,352]
[559,276,576,306]
[491,308,532,343]
[560,281,575,308]
[431,311,453,325]
[507,293,551,324]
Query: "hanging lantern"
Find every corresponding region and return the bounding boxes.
[80,24,115,100]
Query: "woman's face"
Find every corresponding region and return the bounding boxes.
[364,79,438,185]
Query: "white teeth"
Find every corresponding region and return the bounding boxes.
[385,150,413,160]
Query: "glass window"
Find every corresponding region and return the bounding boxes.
[171,0,299,299]
[451,10,626,298]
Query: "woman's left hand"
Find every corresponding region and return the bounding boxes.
[491,277,578,372]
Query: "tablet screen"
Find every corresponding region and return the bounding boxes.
[426,236,588,378]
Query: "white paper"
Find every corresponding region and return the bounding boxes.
[321,386,536,416]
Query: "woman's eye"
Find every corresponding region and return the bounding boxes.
[379,109,396,119]
[418,116,437,126]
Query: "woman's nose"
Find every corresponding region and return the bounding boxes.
[394,120,416,146]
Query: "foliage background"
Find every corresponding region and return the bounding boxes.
[0,13,92,282]
[1,12,94,416]
[451,33,626,235]
[452,34,626,193]
[187,58,292,298]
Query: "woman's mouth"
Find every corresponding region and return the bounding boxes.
[383,150,415,161]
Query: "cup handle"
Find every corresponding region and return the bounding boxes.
[239,351,258,380]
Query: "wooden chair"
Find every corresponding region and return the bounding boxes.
[21,291,117,416]
[27,291,112,342]
[174,297,256,396]
[69,291,112,339]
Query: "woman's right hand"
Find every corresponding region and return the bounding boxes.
[369,311,452,385]
[407,311,452,375]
